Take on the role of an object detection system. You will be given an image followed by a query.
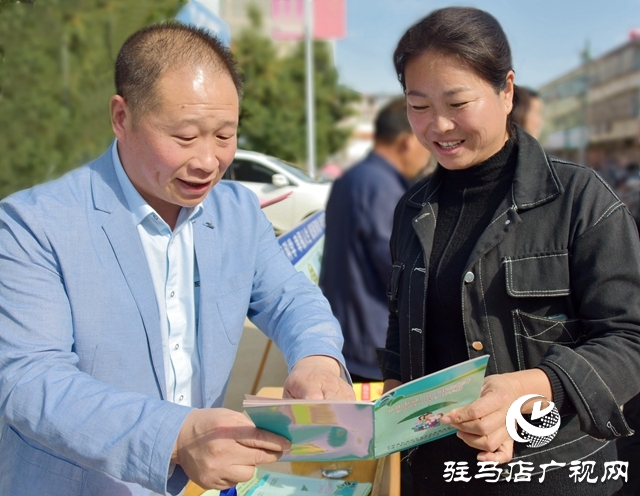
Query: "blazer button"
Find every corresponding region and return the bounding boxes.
[472,341,483,351]
[464,271,475,283]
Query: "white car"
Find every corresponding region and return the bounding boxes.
[223,149,332,235]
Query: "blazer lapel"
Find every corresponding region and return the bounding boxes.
[91,152,167,399]
[193,210,222,405]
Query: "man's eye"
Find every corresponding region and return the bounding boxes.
[451,102,468,108]
[174,136,196,142]
[410,105,429,111]
[217,135,233,141]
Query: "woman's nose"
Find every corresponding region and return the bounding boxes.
[432,113,455,133]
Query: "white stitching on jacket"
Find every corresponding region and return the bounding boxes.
[545,358,599,429]
[504,254,571,296]
[478,259,497,373]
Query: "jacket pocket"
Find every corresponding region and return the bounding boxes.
[504,251,570,297]
[512,310,585,370]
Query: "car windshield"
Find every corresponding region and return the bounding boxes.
[267,157,318,183]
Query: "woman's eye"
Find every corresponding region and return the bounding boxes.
[217,135,233,141]
[451,102,468,108]
[410,105,429,111]
[174,136,196,142]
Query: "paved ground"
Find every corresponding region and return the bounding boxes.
[223,320,289,412]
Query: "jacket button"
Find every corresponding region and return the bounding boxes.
[464,271,475,283]
[472,341,483,351]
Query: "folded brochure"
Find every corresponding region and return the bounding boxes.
[202,468,372,496]
[243,355,489,461]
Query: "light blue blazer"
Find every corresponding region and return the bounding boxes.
[0,147,345,495]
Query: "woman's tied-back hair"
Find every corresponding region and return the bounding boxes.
[393,7,515,135]
[115,21,243,121]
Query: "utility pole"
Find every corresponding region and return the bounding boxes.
[304,0,316,178]
[578,39,591,167]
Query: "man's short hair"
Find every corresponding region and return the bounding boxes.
[511,85,540,129]
[374,97,413,144]
[115,21,243,119]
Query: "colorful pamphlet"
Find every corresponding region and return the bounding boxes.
[243,355,490,461]
[201,468,372,496]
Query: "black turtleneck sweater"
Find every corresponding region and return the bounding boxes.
[424,140,517,374]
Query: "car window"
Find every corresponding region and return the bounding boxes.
[232,159,274,183]
[267,157,317,183]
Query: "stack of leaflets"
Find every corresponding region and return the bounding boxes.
[202,469,372,496]
[243,355,489,461]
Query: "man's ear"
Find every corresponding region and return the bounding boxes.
[396,132,413,154]
[110,95,131,141]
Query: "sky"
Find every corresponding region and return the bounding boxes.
[335,0,640,95]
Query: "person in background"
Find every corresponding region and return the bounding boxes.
[379,7,640,495]
[511,85,543,139]
[320,97,430,383]
[0,22,353,496]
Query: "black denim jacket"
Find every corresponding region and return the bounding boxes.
[378,128,640,468]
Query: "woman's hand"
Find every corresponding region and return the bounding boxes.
[440,369,552,463]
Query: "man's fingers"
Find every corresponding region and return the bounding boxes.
[197,464,258,490]
[234,425,291,452]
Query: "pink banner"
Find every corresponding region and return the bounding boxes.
[314,0,346,40]
[271,0,304,40]
[271,0,346,40]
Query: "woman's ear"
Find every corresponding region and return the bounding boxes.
[503,71,516,114]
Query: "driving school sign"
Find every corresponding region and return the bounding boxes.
[278,210,325,285]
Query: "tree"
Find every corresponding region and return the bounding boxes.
[232,6,359,169]
[0,0,185,198]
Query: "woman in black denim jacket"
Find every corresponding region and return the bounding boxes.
[377,7,640,496]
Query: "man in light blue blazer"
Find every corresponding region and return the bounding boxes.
[0,23,353,496]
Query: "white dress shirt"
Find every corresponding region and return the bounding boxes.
[112,141,203,408]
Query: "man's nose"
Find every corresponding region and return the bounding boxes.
[194,139,219,173]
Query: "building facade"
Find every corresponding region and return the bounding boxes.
[540,35,640,177]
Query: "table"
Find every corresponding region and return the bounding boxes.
[184,387,400,496]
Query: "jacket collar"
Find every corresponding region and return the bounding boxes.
[406,126,563,211]
[90,141,129,214]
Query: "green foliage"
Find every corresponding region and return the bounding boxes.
[0,0,185,198]
[0,2,358,197]
[233,9,359,169]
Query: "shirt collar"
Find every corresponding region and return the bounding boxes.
[111,139,203,228]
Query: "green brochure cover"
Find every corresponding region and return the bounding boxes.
[243,355,489,461]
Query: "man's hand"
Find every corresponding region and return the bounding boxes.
[172,408,290,490]
[283,355,356,401]
[440,369,552,464]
